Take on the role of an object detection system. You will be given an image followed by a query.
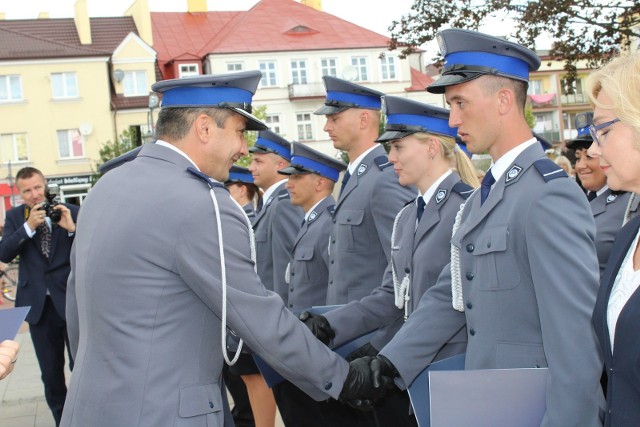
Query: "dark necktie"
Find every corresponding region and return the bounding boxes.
[480,170,496,205]
[416,197,426,222]
[339,170,351,196]
[587,191,597,202]
[38,222,51,259]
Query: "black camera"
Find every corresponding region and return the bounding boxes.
[39,183,62,223]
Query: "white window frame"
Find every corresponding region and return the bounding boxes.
[57,129,85,159]
[0,75,23,102]
[290,59,308,85]
[265,114,282,134]
[179,64,199,78]
[380,55,397,81]
[51,72,79,99]
[320,58,338,77]
[227,62,244,72]
[123,70,148,97]
[351,57,369,82]
[296,112,313,141]
[527,79,543,95]
[1,133,29,163]
[258,61,278,88]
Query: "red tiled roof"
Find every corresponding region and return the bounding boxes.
[405,67,434,92]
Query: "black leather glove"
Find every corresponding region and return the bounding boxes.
[346,342,378,362]
[299,311,335,345]
[339,356,389,411]
[370,354,398,389]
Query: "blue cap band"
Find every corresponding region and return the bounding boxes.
[161,86,253,107]
[326,90,381,110]
[228,171,253,183]
[291,156,340,181]
[387,114,457,138]
[254,137,291,160]
[445,51,531,80]
[576,126,590,138]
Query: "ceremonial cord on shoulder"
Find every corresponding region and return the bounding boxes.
[391,204,412,320]
[450,201,467,313]
[623,192,637,226]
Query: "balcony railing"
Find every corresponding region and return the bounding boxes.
[288,82,326,100]
[536,130,561,144]
[560,93,587,105]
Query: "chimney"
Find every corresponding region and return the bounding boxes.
[124,0,154,46]
[300,0,322,11]
[74,0,92,45]
[187,0,208,13]
[38,12,50,19]
[0,13,4,20]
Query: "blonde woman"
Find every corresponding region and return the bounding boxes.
[589,53,640,427]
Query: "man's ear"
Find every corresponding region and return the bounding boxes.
[194,114,212,141]
[497,87,514,115]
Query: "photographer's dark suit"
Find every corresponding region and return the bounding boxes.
[0,202,79,426]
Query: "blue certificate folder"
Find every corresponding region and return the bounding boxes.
[0,306,30,342]
[408,353,548,427]
[253,305,376,388]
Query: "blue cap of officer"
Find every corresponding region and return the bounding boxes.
[249,130,292,161]
[278,142,347,182]
[376,96,457,143]
[428,28,541,94]
[151,70,267,131]
[314,76,383,115]
[226,165,254,185]
[565,112,594,149]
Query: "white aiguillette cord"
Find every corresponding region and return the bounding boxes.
[188,167,256,366]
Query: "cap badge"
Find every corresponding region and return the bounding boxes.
[309,211,318,222]
[436,33,447,56]
[606,194,617,204]
[505,165,522,183]
[435,189,447,204]
[357,164,368,176]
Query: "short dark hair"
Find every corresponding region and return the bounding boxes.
[482,76,528,110]
[155,107,234,140]
[16,167,44,182]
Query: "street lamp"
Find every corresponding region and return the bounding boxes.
[144,92,160,143]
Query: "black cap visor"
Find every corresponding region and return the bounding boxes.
[427,71,485,94]
[314,104,351,115]
[277,165,313,176]
[376,130,418,143]
[231,108,267,131]
[565,136,593,150]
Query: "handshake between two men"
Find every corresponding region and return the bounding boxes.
[299,311,398,410]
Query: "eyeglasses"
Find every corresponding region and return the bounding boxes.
[589,118,620,146]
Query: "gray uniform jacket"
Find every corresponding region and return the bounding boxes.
[242,202,257,225]
[253,182,304,305]
[63,144,348,427]
[327,144,415,304]
[591,190,632,276]
[287,196,335,312]
[325,172,471,353]
[380,144,604,427]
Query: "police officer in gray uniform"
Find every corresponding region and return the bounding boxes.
[348,29,605,427]
[272,142,349,427]
[226,165,260,224]
[567,112,635,276]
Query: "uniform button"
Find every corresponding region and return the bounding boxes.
[291,272,295,276]
[466,272,474,280]
[469,328,476,336]
[466,301,472,309]
[329,280,333,285]
[405,267,410,274]
[209,401,214,408]
[324,382,332,390]
[290,288,293,292]
[333,219,336,223]
[487,241,492,248]
[332,239,335,244]
[289,303,293,308]
[331,260,334,264]
[466,244,474,253]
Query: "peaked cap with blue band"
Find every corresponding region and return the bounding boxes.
[226,165,254,185]
[427,28,541,94]
[249,130,292,161]
[377,96,457,143]
[314,76,383,115]
[278,142,347,182]
[565,112,594,149]
[151,70,267,131]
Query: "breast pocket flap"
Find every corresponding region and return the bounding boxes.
[179,383,222,418]
[337,209,364,226]
[294,246,314,261]
[472,225,508,255]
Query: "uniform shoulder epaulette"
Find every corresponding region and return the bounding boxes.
[452,181,474,199]
[186,167,226,190]
[277,188,291,199]
[403,198,415,208]
[327,205,336,216]
[533,158,568,182]
[374,155,393,170]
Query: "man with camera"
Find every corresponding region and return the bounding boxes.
[0,166,78,426]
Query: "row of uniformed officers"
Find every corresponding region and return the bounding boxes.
[61,27,640,427]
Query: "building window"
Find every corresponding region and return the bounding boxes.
[0,75,22,102]
[1,133,29,162]
[296,113,313,141]
[51,72,79,99]
[123,71,148,96]
[533,111,560,144]
[265,114,281,134]
[57,129,84,159]
[259,61,277,88]
[351,57,368,81]
[291,60,308,84]
[527,79,543,95]
[321,58,337,77]
[179,64,199,78]
[561,77,586,104]
[380,55,397,80]
[227,62,244,72]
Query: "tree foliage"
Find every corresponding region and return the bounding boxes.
[91,128,138,184]
[236,105,267,167]
[388,0,640,88]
